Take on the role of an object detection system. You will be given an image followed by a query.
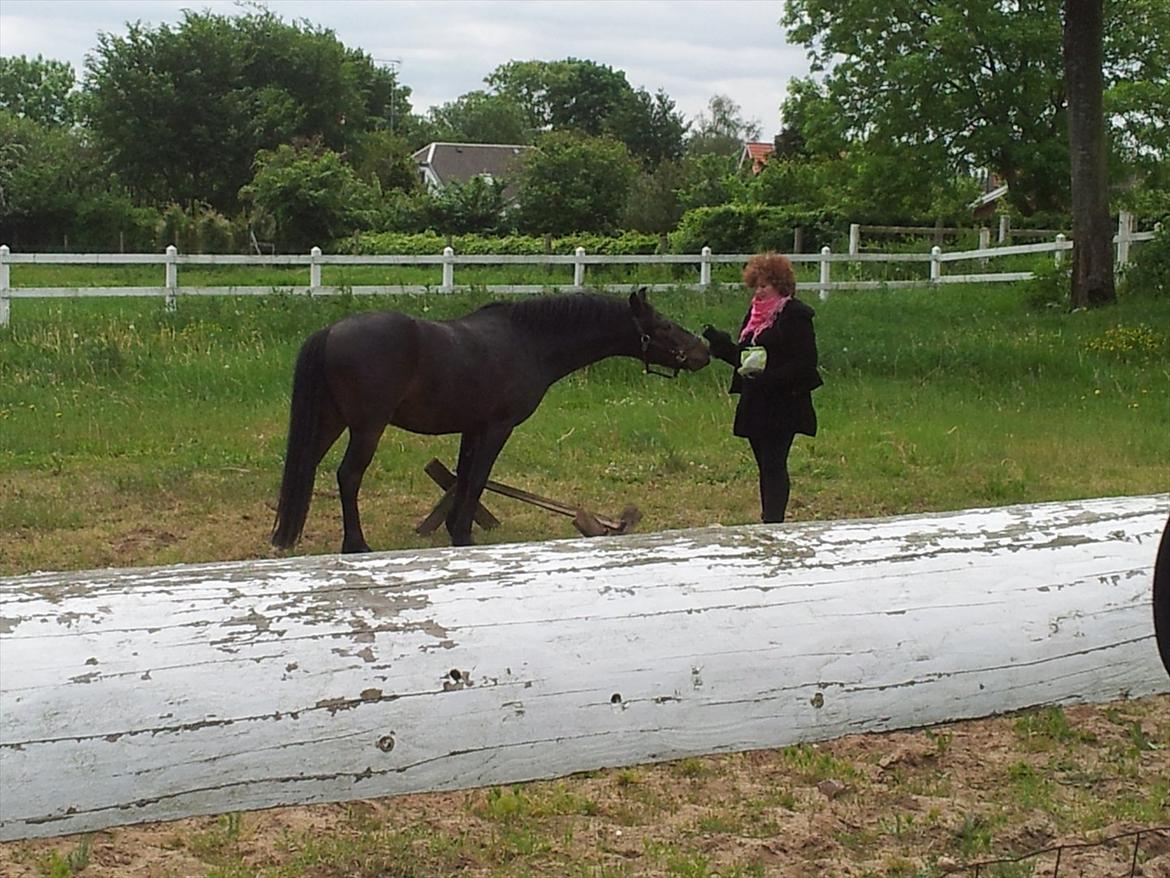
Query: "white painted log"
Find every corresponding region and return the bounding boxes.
[2,495,1168,841]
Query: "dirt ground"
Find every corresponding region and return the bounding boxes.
[2,695,1168,878]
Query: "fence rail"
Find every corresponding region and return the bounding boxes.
[0,223,1159,327]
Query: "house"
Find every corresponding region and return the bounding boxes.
[412,142,535,202]
[969,171,1009,220]
[737,141,775,175]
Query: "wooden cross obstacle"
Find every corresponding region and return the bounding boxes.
[1,494,1168,841]
[415,458,641,537]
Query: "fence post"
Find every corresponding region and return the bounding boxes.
[1117,210,1133,267]
[165,245,178,312]
[998,214,1010,244]
[849,223,860,256]
[700,246,712,287]
[441,246,454,292]
[930,245,942,285]
[1055,233,1066,267]
[0,244,10,328]
[979,227,991,269]
[574,247,586,288]
[818,245,831,301]
[309,246,323,296]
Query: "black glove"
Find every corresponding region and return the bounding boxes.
[701,325,737,364]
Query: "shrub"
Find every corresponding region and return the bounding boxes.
[351,231,661,256]
[669,204,843,254]
[155,203,238,253]
[1122,222,1170,298]
[1022,259,1072,310]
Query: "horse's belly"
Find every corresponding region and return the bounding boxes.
[390,394,528,435]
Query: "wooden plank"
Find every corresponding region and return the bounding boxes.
[1,495,1167,840]
[420,460,502,530]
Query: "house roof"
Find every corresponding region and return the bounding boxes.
[738,141,775,174]
[412,142,535,199]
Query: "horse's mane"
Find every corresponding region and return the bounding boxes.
[485,293,629,335]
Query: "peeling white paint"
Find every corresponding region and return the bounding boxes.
[1,495,1168,840]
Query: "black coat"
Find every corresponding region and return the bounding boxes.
[707,298,823,438]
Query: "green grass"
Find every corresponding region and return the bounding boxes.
[1,279,1168,573]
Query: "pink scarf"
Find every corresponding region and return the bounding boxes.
[739,293,790,342]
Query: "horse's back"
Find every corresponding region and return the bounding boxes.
[319,308,543,434]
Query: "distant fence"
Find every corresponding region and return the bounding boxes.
[0,219,1159,327]
[847,209,1150,254]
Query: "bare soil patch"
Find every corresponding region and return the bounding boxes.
[3,695,1167,877]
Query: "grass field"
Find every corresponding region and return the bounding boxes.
[1,277,1168,876]
[1,276,1168,573]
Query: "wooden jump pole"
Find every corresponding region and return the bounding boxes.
[2,494,1167,841]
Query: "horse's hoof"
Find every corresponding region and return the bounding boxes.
[342,543,372,554]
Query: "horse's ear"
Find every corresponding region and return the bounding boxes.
[629,286,649,313]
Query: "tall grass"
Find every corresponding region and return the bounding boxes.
[1,279,1167,574]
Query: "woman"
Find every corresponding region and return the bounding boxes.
[702,252,823,523]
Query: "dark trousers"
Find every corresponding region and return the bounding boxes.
[748,432,796,523]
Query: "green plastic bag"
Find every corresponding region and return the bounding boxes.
[737,346,767,376]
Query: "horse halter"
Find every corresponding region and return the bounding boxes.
[631,313,695,379]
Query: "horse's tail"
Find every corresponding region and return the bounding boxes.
[271,328,331,549]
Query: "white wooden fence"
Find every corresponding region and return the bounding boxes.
[0,221,1159,327]
[1,494,1167,840]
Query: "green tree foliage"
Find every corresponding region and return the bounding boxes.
[348,129,422,195]
[485,59,686,169]
[425,90,532,145]
[687,95,761,157]
[515,131,636,235]
[0,110,156,249]
[622,160,690,236]
[0,55,79,126]
[670,203,837,254]
[84,8,411,211]
[782,0,1169,217]
[421,176,511,236]
[676,154,742,212]
[155,202,236,253]
[240,142,379,252]
[604,88,689,170]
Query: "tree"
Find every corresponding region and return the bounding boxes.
[0,110,155,250]
[240,142,379,252]
[348,129,422,195]
[687,95,761,157]
[0,55,79,126]
[426,90,532,145]
[783,0,1168,216]
[422,177,510,236]
[84,8,413,210]
[486,59,629,135]
[1063,0,1115,308]
[605,88,688,170]
[515,131,637,235]
[622,160,690,237]
[484,59,685,168]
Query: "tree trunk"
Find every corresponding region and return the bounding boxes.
[1063,0,1116,308]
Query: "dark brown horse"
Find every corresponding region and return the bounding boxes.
[271,289,710,551]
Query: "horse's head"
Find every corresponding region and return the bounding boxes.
[629,288,710,377]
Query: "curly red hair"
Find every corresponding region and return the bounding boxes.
[743,252,796,296]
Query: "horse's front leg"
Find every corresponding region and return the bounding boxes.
[447,425,513,547]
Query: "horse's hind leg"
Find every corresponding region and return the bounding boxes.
[337,424,386,553]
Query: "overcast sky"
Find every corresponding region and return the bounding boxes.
[0,0,810,137]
